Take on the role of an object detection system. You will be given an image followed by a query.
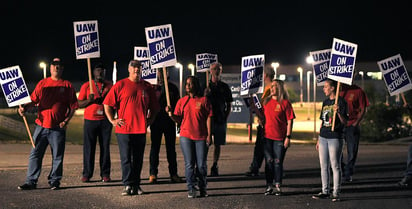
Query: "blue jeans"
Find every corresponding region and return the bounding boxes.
[264,138,285,185]
[116,134,146,187]
[179,137,208,191]
[82,119,112,178]
[343,125,360,177]
[25,125,66,186]
[318,136,343,196]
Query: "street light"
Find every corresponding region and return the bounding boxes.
[306,55,317,140]
[297,67,303,107]
[307,71,312,120]
[175,63,183,97]
[271,62,279,79]
[39,62,47,79]
[188,63,195,76]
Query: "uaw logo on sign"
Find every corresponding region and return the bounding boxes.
[145,24,177,68]
[134,46,157,84]
[328,38,357,85]
[240,54,264,96]
[0,66,31,107]
[196,53,218,72]
[73,20,100,59]
[310,49,331,86]
[377,54,412,96]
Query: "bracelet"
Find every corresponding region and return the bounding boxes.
[286,135,291,139]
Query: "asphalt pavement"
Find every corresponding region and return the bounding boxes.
[0,142,411,209]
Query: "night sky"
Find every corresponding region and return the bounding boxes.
[1,1,411,82]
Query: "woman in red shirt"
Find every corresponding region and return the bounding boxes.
[166,76,212,198]
[251,79,295,196]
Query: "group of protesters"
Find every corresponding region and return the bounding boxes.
[16,57,411,201]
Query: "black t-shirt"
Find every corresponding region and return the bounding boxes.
[207,80,233,123]
[319,96,348,139]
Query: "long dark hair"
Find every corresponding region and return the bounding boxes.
[186,75,202,97]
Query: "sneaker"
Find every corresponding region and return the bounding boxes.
[81,177,90,183]
[50,185,60,190]
[331,194,340,202]
[275,184,282,196]
[122,186,133,196]
[101,176,111,182]
[199,190,208,197]
[264,185,273,196]
[210,164,219,177]
[245,171,259,177]
[188,189,197,198]
[17,183,37,190]
[149,175,157,184]
[398,176,412,187]
[170,175,183,183]
[132,186,144,195]
[312,192,330,199]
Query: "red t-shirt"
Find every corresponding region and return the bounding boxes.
[103,78,159,134]
[78,80,113,120]
[339,85,369,126]
[263,99,295,141]
[31,78,79,128]
[174,96,213,140]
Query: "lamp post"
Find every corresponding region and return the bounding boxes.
[359,71,364,89]
[297,67,303,107]
[271,62,279,79]
[188,63,195,76]
[307,70,312,120]
[39,62,47,79]
[175,63,183,97]
[306,55,317,140]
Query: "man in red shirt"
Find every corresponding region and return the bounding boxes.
[78,63,113,183]
[18,58,79,191]
[339,82,369,182]
[103,60,159,196]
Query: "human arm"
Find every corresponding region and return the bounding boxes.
[59,107,76,128]
[78,94,95,108]
[104,104,124,127]
[206,116,212,146]
[284,119,293,148]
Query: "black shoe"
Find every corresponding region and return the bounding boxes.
[199,190,208,197]
[210,164,219,177]
[18,183,37,190]
[188,189,197,198]
[264,185,273,196]
[50,185,60,190]
[312,192,330,199]
[49,182,60,190]
[132,186,144,195]
[331,194,340,202]
[122,186,133,196]
[398,176,412,187]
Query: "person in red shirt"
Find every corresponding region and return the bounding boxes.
[18,58,79,191]
[250,79,295,196]
[166,75,212,198]
[103,60,159,196]
[78,63,113,183]
[339,82,369,182]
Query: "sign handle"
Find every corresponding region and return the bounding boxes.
[331,81,341,131]
[87,58,94,94]
[19,104,35,148]
[206,70,209,88]
[163,67,171,116]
